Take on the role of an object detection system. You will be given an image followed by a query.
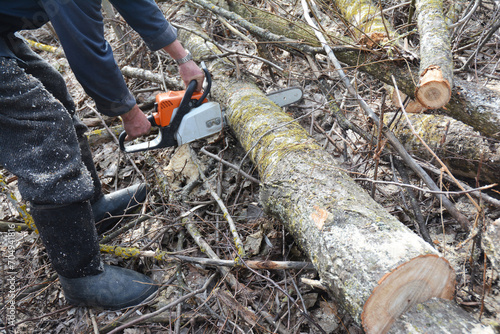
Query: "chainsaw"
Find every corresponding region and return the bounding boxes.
[119,64,303,153]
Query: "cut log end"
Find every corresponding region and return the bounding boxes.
[415,66,452,109]
[361,254,455,334]
[359,32,389,48]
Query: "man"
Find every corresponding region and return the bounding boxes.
[0,0,204,309]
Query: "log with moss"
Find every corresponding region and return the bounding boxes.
[172,15,476,334]
[334,0,395,47]
[384,113,500,184]
[415,0,453,109]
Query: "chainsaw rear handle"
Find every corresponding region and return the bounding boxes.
[119,63,211,153]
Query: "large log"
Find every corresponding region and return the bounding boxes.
[415,0,453,109]
[175,15,465,334]
[383,112,500,184]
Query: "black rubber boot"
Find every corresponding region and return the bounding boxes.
[92,183,147,234]
[30,201,158,310]
[59,264,157,310]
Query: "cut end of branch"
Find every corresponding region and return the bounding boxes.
[361,254,455,334]
[415,66,452,109]
[359,32,389,48]
[389,88,427,113]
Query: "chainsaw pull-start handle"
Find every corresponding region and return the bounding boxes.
[119,64,212,153]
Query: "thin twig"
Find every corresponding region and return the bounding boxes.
[99,244,317,270]
[420,162,500,209]
[392,157,433,245]
[200,147,260,184]
[456,16,500,72]
[88,309,100,334]
[354,178,496,196]
[189,145,246,257]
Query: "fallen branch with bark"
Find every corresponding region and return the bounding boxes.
[415,0,453,109]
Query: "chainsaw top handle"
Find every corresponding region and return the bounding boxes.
[119,63,211,153]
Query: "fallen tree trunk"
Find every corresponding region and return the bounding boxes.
[175,16,469,334]
[383,112,500,184]
[415,0,453,109]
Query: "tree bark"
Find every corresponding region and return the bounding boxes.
[389,297,495,333]
[484,218,500,271]
[384,113,500,184]
[443,80,500,141]
[334,0,395,47]
[174,16,467,334]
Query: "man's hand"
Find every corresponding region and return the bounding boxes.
[179,61,204,92]
[121,104,151,141]
[163,40,204,91]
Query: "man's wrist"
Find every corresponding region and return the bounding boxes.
[121,104,140,121]
[175,50,192,65]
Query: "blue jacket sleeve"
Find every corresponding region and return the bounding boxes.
[39,0,177,117]
[109,0,178,51]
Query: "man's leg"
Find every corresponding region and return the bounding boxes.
[0,56,93,205]
[0,53,157,309]
[12,36,147,230]
[11,37,104,203]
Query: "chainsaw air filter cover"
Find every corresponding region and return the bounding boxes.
[175,101,223,145]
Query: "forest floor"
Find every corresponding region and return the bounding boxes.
[1,0,500,333]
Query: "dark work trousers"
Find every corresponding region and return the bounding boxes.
[0,35,102,205]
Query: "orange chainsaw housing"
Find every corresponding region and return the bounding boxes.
[154,90,208,127]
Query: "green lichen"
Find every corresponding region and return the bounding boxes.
[99,245,140,260]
